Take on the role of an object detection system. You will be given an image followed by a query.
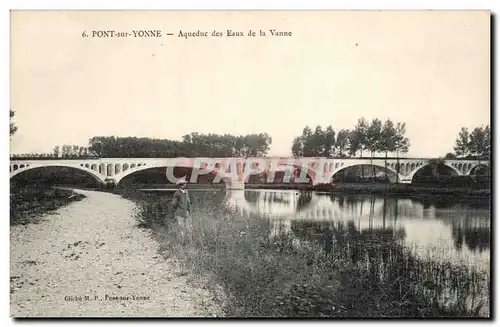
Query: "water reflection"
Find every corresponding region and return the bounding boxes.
[224,190,491,270]
[451,220,490,253]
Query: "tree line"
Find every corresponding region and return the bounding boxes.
[446,125,490,160]
[291,117,410,159]
[10,110,17,137]
[10,145,91,159]
[10,133,273,159]
[87,133,271,158]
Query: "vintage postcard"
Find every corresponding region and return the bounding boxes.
[9,10,491,318]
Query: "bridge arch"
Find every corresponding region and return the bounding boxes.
[115,163,231,187]
[10,164,106,184]
[328,162,404,183]
[440,162,461,176]
[466,163,490,176]
[406,162,461,183]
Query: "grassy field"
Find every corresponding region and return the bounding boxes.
[122,188,490,318]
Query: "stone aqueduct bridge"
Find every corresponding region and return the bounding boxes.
[9,157,489,189]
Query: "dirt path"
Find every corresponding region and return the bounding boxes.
[10,189,217,317]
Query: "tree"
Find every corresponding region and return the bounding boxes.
[365,118,383,178]
[353,117,369,157]
[365,119,383,156]
[380,120,396,180]
[445,152,456,159]
[310,126,325,157]
[449,125,489,161]
[335,129,350,158]
[53,146,60,158]
[301,126,315,157]
[347,130,362,157]
[393,122,410,183]
[244,133,272,157]
[61,145,71,158]
[234,135,246,157]
[453,127,470,158]
[72,145,79,158]
[324,125,336,158]
[88,137,107,157]
[291,137,303,157]
[10,110,18,137]
[483,125,491,158]
[468,126,485,172]
[467,125,491,160]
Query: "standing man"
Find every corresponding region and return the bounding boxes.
[171,177,191,238]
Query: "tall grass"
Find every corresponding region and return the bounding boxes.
[124,189,490,318]
[314,221,490,317]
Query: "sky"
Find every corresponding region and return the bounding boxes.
[10,10,490,157]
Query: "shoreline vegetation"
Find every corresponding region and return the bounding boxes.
[120,188,490,318]
[249,183,491,199]
[10,183,85,226]
[123,182,491,197]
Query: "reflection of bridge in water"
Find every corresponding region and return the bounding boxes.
[224,190,426,222]
[223,190,491,261]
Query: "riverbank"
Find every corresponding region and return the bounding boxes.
[10,184,86,226]
[116,182,490,197]
[124,188,490,318]
[247,183,491,196]
[10,189,219,317]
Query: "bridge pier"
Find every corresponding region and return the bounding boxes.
[227,180,245,190]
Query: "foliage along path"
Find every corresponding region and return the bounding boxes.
[10,189,218,317]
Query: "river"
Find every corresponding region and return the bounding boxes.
[142,188,490,272]
[222,189,491,272]
[140,187,490,316]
